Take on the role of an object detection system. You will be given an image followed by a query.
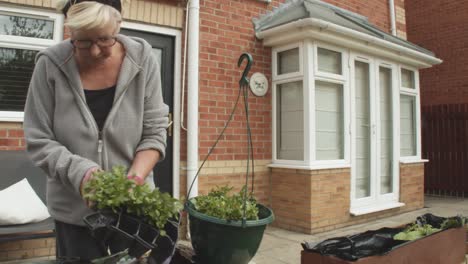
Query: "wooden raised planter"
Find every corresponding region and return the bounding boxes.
[302,227,466,264]
[466,229,468,254]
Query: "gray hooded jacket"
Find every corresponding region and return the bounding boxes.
[23,34,169,226]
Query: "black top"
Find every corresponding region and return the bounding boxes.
[84,85,116,131]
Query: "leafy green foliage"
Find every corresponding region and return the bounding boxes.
[393,223,440,241]
[440,216,467,230]
[83,166,183,231]
[193,186,259,221]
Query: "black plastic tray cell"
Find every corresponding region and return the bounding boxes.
[106,212,141,254]
[149,219,180,264]
[117,213,141,235]
[129,236,155,258]
[107,224,136,254]
[83,211,118,244]
[84,211,182,261]
[138,221,161,245]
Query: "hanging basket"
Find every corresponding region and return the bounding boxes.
[184,53,275,264]
[186,199,274,264]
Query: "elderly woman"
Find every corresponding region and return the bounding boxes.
[23,0,168,260]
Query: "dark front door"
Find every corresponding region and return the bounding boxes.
[120,28,175,195]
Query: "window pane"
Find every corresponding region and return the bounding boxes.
[318,47,342,75]
[277,48,299,75]
[0,13,54,39]
[0,48,37,111]
[355,61,371,198]
[401,68,415,89]
[315,81,343,160]
[380,67,393,194]
[400,95,417,156]
[276,81,304,160]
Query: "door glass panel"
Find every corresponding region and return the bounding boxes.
[152,48,162,96]
[0,14,54,39]
[152,48,162,66]
[400,95,417,156]
[318,47,342,75]
[315,81,344,160]
[379,67,393,194]
[276,81,304,160]
[355,61,371,198]
[277,48,299,75]
[0,47,38,111]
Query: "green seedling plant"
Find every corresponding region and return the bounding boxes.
[440,215,467,229]
[394,215,468,241]
[193,185,259,221]
[393,223,440,241]
[83,166,183,232]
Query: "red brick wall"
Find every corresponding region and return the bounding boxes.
[0,0,405,158]
[197,0,399,162]
[406,0,468,106]
[0,124,25,150]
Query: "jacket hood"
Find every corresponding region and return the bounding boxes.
[36,34,152,68]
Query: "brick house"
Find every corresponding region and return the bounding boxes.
[0,0,440,261]
[406,0,468,196]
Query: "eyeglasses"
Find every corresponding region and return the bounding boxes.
[71,37,117,49]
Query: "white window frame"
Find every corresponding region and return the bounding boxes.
[0,6,63,122]
[271,42,309,167]
[399,66,422,163]
[271,41,352,170]
[376,60,400,204]
[315,44,347,81]
[272,77,309,166]
[349,54,403,213]
[310,42,350,169]
[272,42,304,81]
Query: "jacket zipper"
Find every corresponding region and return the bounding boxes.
[76,70,140,170]
[76,92,103,168]
[98,131,103,167]
[99,76,139,169]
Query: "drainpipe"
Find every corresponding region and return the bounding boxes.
[389,0,397,36]
[187,0,199,199]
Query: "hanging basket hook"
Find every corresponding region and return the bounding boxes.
[238,53,253,87]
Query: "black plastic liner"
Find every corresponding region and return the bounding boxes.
[301,213,465,261]
[83,210,180,263]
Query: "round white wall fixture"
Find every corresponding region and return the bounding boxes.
[249,72,269,97]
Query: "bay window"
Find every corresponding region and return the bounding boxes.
[271,41,423,212]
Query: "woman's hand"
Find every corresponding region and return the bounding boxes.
[80,167,100,207]
[127,149,161,185]
[127,174,145,186]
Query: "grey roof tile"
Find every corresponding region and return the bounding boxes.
[253,0,434,56]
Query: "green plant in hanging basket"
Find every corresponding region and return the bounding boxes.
[192,185,259,221]
[83,166,183,231]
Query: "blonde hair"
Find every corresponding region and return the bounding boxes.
[57,0,122,31]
